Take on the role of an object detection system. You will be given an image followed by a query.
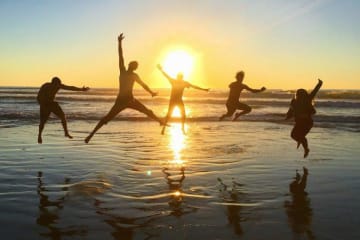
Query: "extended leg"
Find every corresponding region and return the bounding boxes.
[128,99,164,125]
[85,103,124,143]
[52,103,72,139]
[161,104,175,135]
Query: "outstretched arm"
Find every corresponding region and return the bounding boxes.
[135,76,157,97]
[189,83,210,92]
[244,84,266,93]
[157,64,173,83]
[309,79,323,100]
[118,33,126,73]
[61,84,89,92]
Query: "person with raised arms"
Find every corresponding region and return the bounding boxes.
[157,64,209,134]
[85,33,163,143]
[219,71,266,121]
[286,79,323,158]
[37,77,89,143]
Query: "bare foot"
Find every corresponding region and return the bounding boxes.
[65,133,73,139]
[161,127,166,135]
[85,135,91,144]
[304,148,310,158]
[38,135,42,144]
[232,112,241,121]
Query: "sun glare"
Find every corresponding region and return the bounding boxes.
[169,124,187,165]
[162,106,192,118]
[172,107,181,118]
[162,49,194,79]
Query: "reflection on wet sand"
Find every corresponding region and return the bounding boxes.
[284,167,315,240]
[89,127,192,239]
[36,171,87,239]
[218,178,246,236]
[163,166,194,217]
[93,201,159,240]
[168,123,187,166]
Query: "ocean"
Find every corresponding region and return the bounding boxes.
[1,87,360,130]
[0,87,360,239]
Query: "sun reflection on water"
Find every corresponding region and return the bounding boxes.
[169,123,187,166]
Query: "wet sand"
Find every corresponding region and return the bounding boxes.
[0,120,359,239]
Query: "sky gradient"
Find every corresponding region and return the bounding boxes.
[0,0,359,89]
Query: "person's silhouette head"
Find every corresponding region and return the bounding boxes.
[236,71,245,82]
[51,77,61,87]
[128,61,138,71]
[176,72,184,80]
[296,89,309,101]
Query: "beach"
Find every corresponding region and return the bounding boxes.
[1,88,360,239]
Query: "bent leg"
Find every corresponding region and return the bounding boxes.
[291,124,306,151]
[128,99,163,125]
[291,120,313,158]
[38,104,51,144]
[52,102,72,139]
[233,102,251,121]
[219,102,236,121]
[302,121,313,158]
[291,124,302,143]
[85,102,125,143]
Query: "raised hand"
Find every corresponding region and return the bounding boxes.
[318,78,323,84]
[118,33,124,42]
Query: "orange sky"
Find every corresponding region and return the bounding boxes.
[0,1,359,89]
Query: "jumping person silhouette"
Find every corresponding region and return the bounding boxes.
[37,77,89,144]
[219,71,266,121]
[85,33,163,143]
[157,64,209,134]
[286,79,323,158]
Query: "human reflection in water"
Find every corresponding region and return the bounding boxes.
[218,178,245,236]
[162,167,196,217]
[36,171,86,239]
[93,195,159,239]
[284,167,315,239]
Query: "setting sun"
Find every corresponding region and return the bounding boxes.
[161,49,195,79]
